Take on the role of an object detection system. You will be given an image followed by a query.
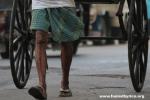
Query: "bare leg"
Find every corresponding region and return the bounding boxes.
[60,42,73,89]
[35,30,48,95]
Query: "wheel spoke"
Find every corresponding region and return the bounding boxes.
[26,48,32,64]
[140,53,144,82]
[13,35,22,46]
[25,0,31,25]
[132,7,139,31]
[15,3,26,31]
[15,44,22,73]
[134,50,140,83]
[138,48,143,85]
[132,47,137,68]
[140,45,147,80]
[15,10,22,30]
[132,44,138,54]
[18,0,27,30]
[25,44,32,74]
[17,47,23,81]
[17,46,25,82]
[137,1,143,33]
[14,26,25,35]
[14,43,22,63]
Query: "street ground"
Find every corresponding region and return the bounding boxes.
[0,43,150,100]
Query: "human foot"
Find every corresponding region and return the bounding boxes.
[28,86,47,100]
[59,81,72,97]
[59,88,72,97]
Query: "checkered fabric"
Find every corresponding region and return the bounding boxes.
[31,7,84,43]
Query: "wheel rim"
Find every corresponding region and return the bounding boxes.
[128,0,148,92]
[9,0,33,89]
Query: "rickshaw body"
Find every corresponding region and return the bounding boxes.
[0,0,12,59]
[8,0,149,93]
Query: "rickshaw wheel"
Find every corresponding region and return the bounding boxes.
[128,0,148,92]
[9,0,34,89]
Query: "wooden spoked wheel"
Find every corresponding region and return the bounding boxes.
[9,0,34,89]
[127,0,148,92]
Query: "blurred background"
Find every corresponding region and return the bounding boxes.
[0,0,149,59]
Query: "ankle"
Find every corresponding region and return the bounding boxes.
[39,84,47,91]
[61,80,69,89]
[40,85,47,97]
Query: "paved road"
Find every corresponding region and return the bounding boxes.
[0,44,150,100]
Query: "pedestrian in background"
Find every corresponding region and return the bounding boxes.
[147,0,150,34]
[28,0,84,99]
[147,0,150,18]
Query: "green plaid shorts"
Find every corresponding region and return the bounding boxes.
[31,7,84,43]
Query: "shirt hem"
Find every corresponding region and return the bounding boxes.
[32,5,75,10]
